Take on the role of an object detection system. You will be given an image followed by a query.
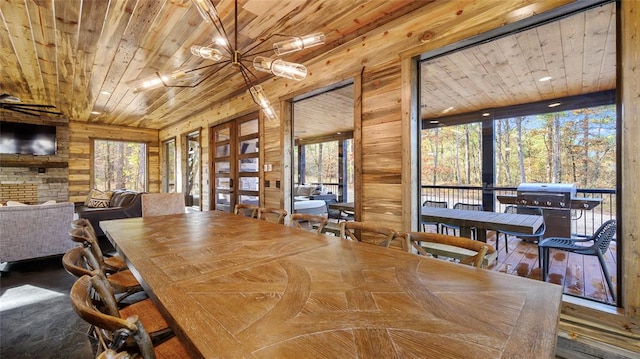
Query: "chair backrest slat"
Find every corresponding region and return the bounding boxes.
[453,202,482,211]
[339,221,397,248]
[258,207,287,224]
[289,213,328,234]
[407,232,495,268]
[592,219,617,252]
[234,204,258,218]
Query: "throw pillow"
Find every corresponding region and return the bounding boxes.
[6,200,28,206]
[86,189,112,208]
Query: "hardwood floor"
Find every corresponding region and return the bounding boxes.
[483,232,617,305]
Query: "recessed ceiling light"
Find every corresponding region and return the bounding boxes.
[100,91,111,95]
[548,102,561,108]
[91,111,101,115]
[482,112,490,117]
[429,120,439,124]
[539,76,552,82]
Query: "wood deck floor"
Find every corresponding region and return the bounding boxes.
[482,232,617,305]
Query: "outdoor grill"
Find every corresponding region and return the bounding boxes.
[497,183,602,238]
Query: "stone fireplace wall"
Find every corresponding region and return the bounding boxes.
[0,112,70,204]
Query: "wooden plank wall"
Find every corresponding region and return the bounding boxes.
[68,122,159,202]
[157,0,640,352]
[361,60,403,229]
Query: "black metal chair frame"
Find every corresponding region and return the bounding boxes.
[421,200,448,233]
[495,205,546,260]
[441,202,483,239]
[538,219,617,300]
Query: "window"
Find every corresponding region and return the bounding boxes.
[92,139,147,192]
[417,3,618,305]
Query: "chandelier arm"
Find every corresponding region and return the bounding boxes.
[187,59,232,73]
[189,61,234,87]
[238,62,260,84]
[202,3,234,56]
[243,47,278,58]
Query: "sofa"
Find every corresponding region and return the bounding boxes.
[75,189,144,237]
[0,202,76,263]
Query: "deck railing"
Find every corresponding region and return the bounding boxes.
[421,185,616,237]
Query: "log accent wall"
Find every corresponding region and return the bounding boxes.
[68,122,159,202]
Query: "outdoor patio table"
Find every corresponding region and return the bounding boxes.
[421,206,544,242]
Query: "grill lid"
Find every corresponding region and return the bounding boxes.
[516,183,577,196]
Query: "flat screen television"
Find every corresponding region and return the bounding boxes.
[0,121,57,155]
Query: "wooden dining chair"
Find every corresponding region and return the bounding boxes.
[141,193,186,217]
[407,231,495,268]
[96,349,130,359]
[339,221,397,248]
[289,213,328,234]
[234,203,258,218]
[71,218,127,272]
[69,227,142,299]
[258,207,287,224]
[70,274,187,358]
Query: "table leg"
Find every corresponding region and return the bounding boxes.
[476,229,487,243]
[459,227,472,238]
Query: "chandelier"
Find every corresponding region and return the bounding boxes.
[129,0,325,121]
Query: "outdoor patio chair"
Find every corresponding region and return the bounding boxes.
[538,219,617,300]
[495,206,546,259]
[442,202,483,239]
[407,231,495,268]
[326,198,354,222]
[421,200,448,233]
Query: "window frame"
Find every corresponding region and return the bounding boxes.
[90,137,149,192]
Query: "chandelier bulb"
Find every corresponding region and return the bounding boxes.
[253,56,307,81]
[191,45,223,60]
[273,32,326,56]
[192,0,218,22]
[262,105,278,121]
[130,69,191,93]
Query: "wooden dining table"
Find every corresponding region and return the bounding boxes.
[422,206,544,242]
[101,211,562,358]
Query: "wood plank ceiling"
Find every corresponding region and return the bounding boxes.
[420,3,616,121]
[0,0,428,130]
[1,1,616,132]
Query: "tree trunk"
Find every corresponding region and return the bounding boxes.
[464,124,471,184]
[516,117,526,183]
[432,128,439,185]
[455,131,461,184]
[553,113,562,182]
[496,120,502,184]
[581,112,590,187]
